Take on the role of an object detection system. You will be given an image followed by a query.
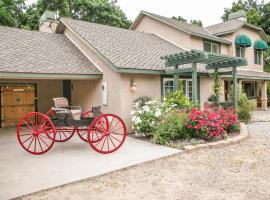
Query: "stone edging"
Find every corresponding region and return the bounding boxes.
[183,122,248,152]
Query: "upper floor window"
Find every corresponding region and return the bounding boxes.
[254,50,262,65]
[203,41,220,54]
[236,46,245,58]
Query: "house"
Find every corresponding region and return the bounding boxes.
[0,10,269,132]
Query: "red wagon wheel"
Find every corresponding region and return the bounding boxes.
[88,114,126,154]
[77,110,93,142]
[77,110,104,142]
[17,112,56,155]
[54,127,75,142]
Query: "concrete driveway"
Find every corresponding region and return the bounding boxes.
[0,128,180,200]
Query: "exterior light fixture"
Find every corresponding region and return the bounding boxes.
[130,79,137,92]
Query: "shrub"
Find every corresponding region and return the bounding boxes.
[131,99,168,136]
[153,110,190,144]
[218,108,240,133]
[133,96,152,108]
[237,86,256,121]
[186,108,225,140]
[165,89,193,110]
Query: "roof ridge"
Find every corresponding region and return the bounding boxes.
[0,25,59,36]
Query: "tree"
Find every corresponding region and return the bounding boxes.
[190,19,203,27]
[71,0,131,28]
[171,16,187,22]
[0,0,132,30]
[261,2,270,35]
[0,0,28,28]
[221,0,263,25]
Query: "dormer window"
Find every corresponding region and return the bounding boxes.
[236,46,245,58]
[203,41,220,54]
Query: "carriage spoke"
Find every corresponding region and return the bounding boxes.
[100,136,107,151]
[37,136,43,152]
[23,120,33,130]
[110,134,121,143]
[107,136,110,151]
[111,131,124,135]
[27,136,35,149]
[39,135,49,147]
[109,120,120,132]
[34,136,37,152]
[108,135,116,149]
[22,135,34,144]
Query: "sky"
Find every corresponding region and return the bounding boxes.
[26,0,270,26]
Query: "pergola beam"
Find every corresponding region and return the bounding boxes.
[206,60,247,69]
[164,53,208,67]
[165,67,193,74]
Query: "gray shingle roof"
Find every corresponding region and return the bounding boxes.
[0,26,101,75]
[62,18,184,71]
[206,19,246,35]
[237,69,270,79]
[131,11,231,45]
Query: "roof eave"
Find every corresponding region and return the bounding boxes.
[133,11,231,45]
[0,72,103,80]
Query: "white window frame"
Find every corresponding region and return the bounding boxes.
[243,81,256,98]
[254,50,262,65]
[203,41,220,54]
[163,78,192,99]
[236,46,246,58]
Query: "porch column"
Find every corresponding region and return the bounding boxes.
[214,68,219,105]
[261,81,268,110]
[192,62,198,104]
[232,66,238,109]
[173,65,179,91]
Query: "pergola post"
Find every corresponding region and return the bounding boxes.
[214,68,219,105]
[232,65,238,109]
[192,62,198,103]
[173,65,179,91]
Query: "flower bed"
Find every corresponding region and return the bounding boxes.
[131,95,240,149]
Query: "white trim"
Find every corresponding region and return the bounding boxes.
[154,33,189,51]
[63,30,104,73]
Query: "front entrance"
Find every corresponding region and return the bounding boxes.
[0,84,36,127]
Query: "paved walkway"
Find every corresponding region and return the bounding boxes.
[0,128,180,200]
[251,109,270,122]
[21,122,270,200]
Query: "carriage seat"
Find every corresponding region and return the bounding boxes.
[52,97,82,120]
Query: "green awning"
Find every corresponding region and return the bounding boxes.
[235,34,252,47]
[254,40,268,51]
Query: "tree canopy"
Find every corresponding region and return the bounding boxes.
[0,0,132,30]
[172,16,203,27]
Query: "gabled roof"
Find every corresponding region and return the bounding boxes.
[130,11,232,45]
[206,19,268,41]
[0,26,101,78]
[61,18,184,72]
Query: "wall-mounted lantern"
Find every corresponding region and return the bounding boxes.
[130,79,137,92]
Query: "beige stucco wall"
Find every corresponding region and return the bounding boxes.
[63,25,161,132]
[71,80,101,113]
[134,15,191,50]
[200,77,214,107]
[0,79,63,113]
[120,74,161,131]
[220,27,265,71]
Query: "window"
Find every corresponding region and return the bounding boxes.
[254,50,262,65]
[163,78,192,100]
[236,46,245,58]
[203,41,220,54]
[243,82,256,98]
[163,79,174,96]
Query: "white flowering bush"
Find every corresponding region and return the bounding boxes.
[131,98,168,136]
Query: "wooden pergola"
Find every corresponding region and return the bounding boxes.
[161,49,248,108]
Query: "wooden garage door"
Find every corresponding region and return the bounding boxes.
[1,85,36,127]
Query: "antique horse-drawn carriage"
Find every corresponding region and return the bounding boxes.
[17,97,127,154]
